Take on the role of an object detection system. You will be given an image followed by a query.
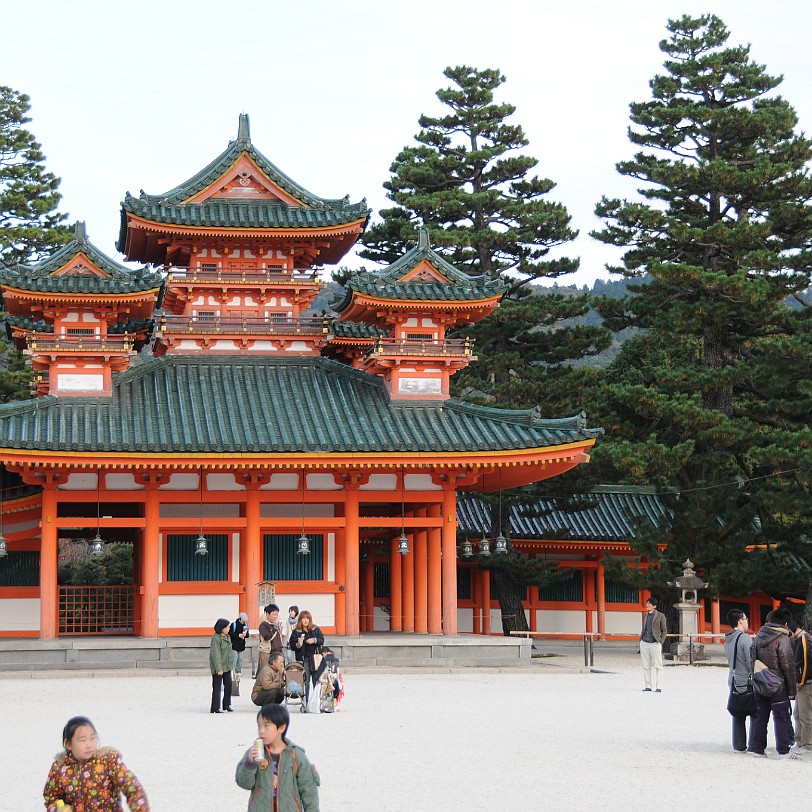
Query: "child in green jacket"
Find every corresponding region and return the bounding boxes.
[236,704,320,811]
[210,617,234,713]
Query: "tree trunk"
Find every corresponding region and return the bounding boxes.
[490,567,530,635]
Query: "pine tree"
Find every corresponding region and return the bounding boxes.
[360,66,612,631]
[590,15,812,608]
[0,86,70,265]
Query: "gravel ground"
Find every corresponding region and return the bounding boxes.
[2,647,807,811]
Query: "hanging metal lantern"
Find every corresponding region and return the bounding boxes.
[459,538,473,559]
[493,533,508,554]
[297,533,311,555]
[397,532,409,555]
[478,535,491,557]
[0,534,7,558]
[90,532,105,557]
[194,533,208,556]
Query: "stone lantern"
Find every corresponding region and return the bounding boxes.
[667,559,708,661]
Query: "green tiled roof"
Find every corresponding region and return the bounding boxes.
[334,229,507,309]
[0,355,602,454]
[0,222,163,295]
[5,316,153,335]
[119,199,369,231]
[118,115,369,245]
[457,485,672,542]
[331,321,387,339]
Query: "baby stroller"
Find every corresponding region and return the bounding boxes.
[283,661,307,712]
[312,648,344,713]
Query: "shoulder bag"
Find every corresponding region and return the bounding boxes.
[727,633,756,717]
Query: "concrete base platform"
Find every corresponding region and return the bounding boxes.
[0,632,532,674]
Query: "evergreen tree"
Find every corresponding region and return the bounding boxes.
[590,15,812,608]
[0,86,70,265]
[360,66,612,631]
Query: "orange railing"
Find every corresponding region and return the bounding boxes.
[365,337,473,359]
[59,586,135,635]
[157,315,330,336]
[27,335,134,353]
[166,268,319,285]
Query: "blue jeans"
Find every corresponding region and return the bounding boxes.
[749,687,791,755]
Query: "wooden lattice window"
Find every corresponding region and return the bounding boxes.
[166,534,228,581]
[263,534,323,580]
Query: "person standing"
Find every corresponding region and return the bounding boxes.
[289,610,324,702]
[748,606,798,758]
[210,617,234,714]
[283,605,300,665]
[790,621,812,756]
[230,612,250,677]
[724,608,753,752]
[252,651,286,706]
[236,704,320,811]
[44,716,150,811]
[257,604,283,675]
[640,597,667,692]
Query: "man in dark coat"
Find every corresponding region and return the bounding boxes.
[748,606,798,758]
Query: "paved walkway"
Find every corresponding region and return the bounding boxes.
[3,645,806,811]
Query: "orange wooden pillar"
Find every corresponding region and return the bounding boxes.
[390,537,403,631]
[597,556,606,635]
[472,564,481,635]
[244,478,263,631]
[362,556,375,632]
[441,485,458,635]
[334,527,346,635]
[414,511,428,633]
[141,477,161,637]
[427,506,442,633]
[39,477,59,639]
[344,485,360,636]
[711,597,721,637]
[401,529,415,633]
[482,568,491,635]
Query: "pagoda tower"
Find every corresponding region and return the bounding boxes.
[118,114,370,356]
[0,222,163,396]
[332,229,507,399]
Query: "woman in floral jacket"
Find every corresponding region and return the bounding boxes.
[43,716,149,811]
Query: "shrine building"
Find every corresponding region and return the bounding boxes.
[0,115,604,640]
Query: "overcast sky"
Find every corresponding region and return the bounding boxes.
[3,0,811,286]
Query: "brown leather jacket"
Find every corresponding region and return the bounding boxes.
[751,623,797,697]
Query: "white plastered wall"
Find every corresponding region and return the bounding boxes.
[0,598,39,632]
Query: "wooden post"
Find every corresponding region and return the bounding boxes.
[363,556,375,632]
[389,536,403,631]
[482,568,491,635]
[344,485,360,636]
[244,479,262,631]
[414,509,428,634]
[141,477,161,637]
[441,485,458,635]
[427,506,442,634]
[39,477,60,639]
[597,556,607,635]
[334,527,346,635]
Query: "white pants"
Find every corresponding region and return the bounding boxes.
[640,640,663,690]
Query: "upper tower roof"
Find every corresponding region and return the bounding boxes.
[333,228,507,311]
[0,221,163,296]
[118,115,370,265]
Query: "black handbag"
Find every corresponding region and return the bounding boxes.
[727,632,757,717]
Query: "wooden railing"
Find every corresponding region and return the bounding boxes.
[365,337,473,359]
[27,335,134,353]
[157,315,331,336]
[166,268,319,285]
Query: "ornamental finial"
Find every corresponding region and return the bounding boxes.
[74,221,88,243]
[417,227,430,252]
[237,113,251,146]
